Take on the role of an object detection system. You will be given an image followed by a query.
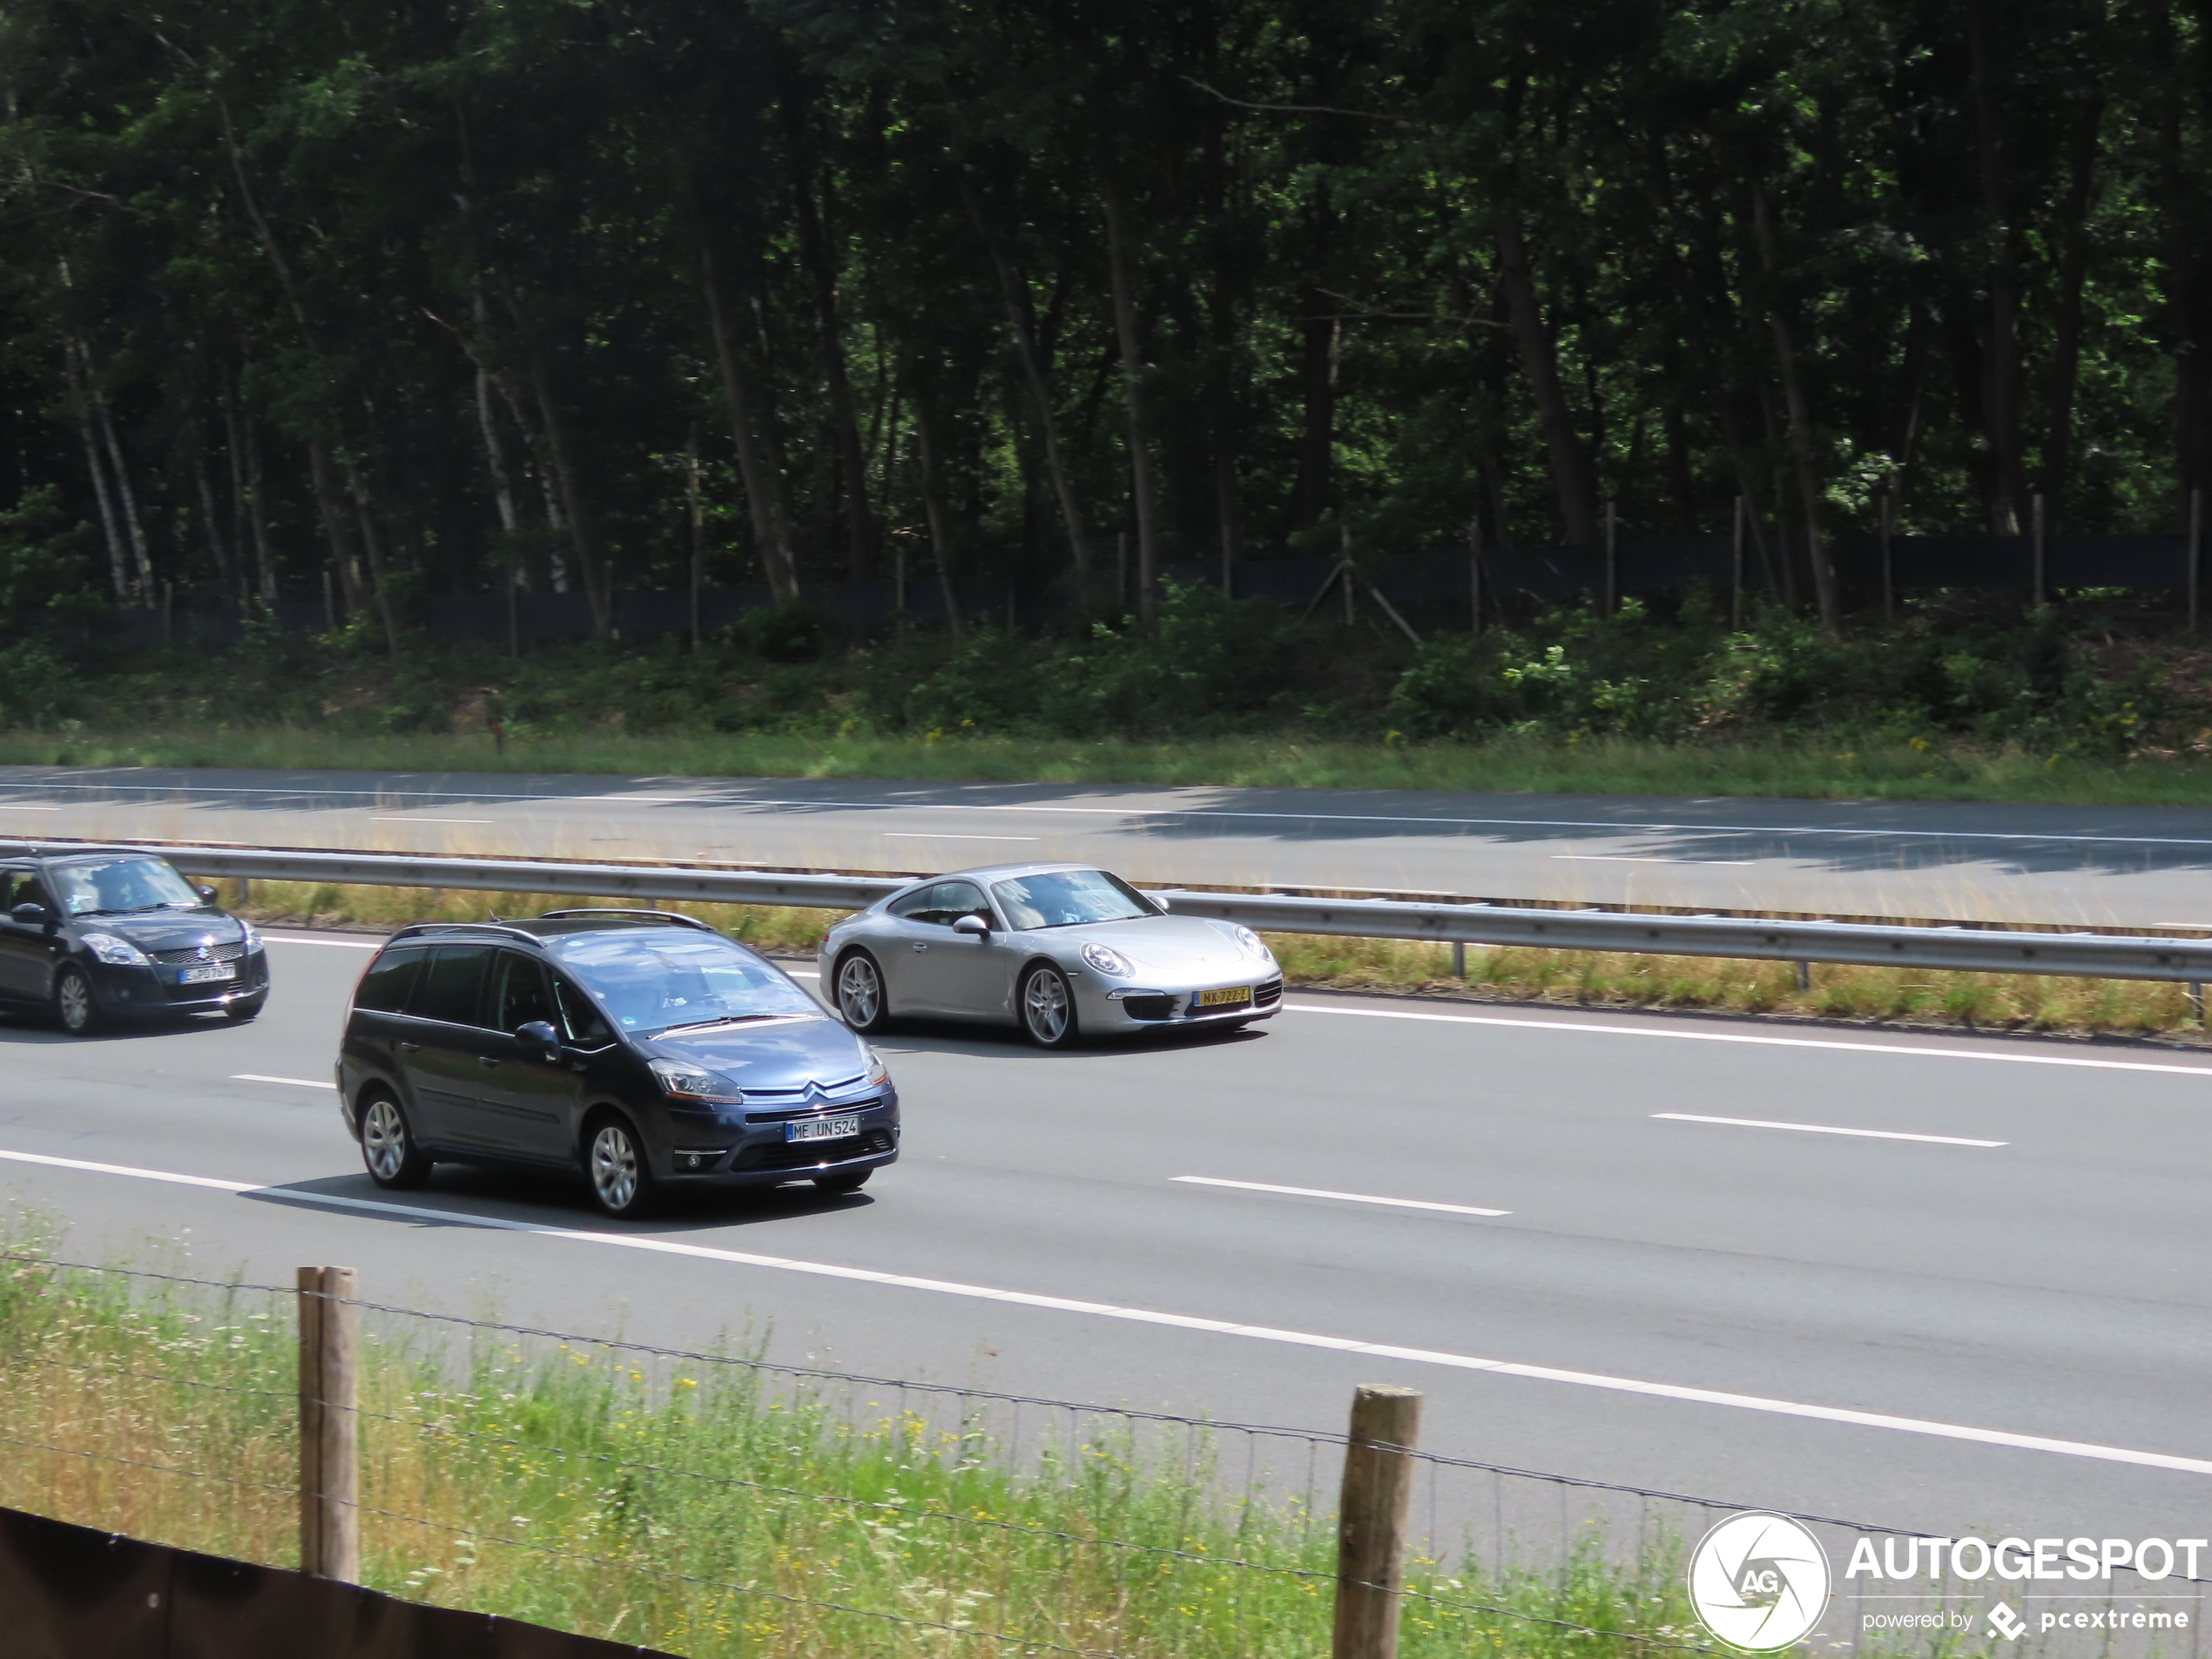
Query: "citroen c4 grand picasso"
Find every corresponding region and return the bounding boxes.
[336,909,899,1217]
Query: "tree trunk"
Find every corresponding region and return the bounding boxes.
[1750,183,1839,631]
[64,343,129,602]
[523,347,612,634]
[1292,285,1339,536]
[1968,0,2027,535]
[2041,91,2105,503]
[306,441,362,621]
[193,436,235,604]
[1495,216,1600,547]
[1102,185,1159,624]
[342,458,402,653]
[913,408,965,640]
[700,249,800,605]
[792,158,876,583]
[962,177,1091,588]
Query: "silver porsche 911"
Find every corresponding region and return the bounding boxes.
[816,863,1283,1047]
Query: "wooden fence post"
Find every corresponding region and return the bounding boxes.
[1332,1384,1423,1659]
[298,1265,360,1583]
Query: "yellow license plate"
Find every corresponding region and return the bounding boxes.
[1197,986,1252,1008]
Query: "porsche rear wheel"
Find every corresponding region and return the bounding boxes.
[834,950,892,1034]
[1018,963,1079,1049]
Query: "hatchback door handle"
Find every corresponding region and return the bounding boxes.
[398,1041,421,1052]
[476,1055,502,1069]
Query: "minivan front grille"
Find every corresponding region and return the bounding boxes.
[740,1129,895,1171]
[747,1094,885,1123]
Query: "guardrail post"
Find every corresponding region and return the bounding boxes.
[2190,981,2204,1028]
[298,1265,360,1582]
[1332,1384,1422,1659]
[1451,941,1466,979]
[1794,961,1811,993]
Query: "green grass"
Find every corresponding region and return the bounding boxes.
[10,722,2212,806]
[0,1234,1712,1659]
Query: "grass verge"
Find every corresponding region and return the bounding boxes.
[233,880,2212,1046]
[10,724,2212,807]
[0,1235,1704,1658]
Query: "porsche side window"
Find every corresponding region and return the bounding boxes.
[932,882,988,926]
[887,887,935,921]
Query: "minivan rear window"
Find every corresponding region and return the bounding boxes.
[354,949,424,1014]
[408,945,494,1027]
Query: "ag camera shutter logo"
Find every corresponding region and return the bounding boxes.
[1689,1512,1832,1651]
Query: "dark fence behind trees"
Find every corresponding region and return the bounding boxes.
[109,534,2201,652]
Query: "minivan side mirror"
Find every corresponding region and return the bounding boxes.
[10,900,51,927]
[198,886,219,904]
[952,913,989,937]
[515,1019,561,1055]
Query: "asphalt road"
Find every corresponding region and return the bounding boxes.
[3,931,2209,1558]
[3,764,2212,925]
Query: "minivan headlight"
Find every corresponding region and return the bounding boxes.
[1081,942,1134,978]
[649,1059,743,1103]
[82,933,149,967]
[863,1045,891,1086]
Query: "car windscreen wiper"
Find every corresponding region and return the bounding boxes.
[659,1012,798,1033]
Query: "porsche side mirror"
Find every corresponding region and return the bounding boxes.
[952,913,989,937]
[10,901,52,927]
[515,1019,562,1057]
[1150,894,1172,913]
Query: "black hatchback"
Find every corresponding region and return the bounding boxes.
[0,849,269,1034]
[335,909,900,1217]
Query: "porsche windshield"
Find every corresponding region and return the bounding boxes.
[51,857,202,917]
[991,869,1157,930]
[547,929,818,1035]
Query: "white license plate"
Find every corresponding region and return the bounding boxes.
[178,964,236,985]
[1196,986,1251,1008]
[787,1114,860,1143]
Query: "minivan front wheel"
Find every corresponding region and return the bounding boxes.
[586,1114,658,1219]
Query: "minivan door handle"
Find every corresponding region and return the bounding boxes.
[475,1055,502,1069]
[398,1041,421,1053]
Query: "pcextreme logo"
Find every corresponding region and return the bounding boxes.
[1688,1512,1832,1651]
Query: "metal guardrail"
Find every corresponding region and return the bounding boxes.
[10,839,2212,985]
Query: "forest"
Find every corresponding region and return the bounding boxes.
[0,0,2205,650]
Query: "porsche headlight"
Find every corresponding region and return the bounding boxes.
[1080,941,1134,978]
[649,1059,743,1103]
[1232,926,1269,957]
[82,933,150,967]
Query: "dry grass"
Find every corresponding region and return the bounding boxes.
[223,879,2209,1045]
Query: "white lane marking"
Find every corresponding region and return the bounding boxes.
[881,833,1041,841]
[1286,1002,2212,1079]
[13,772,2212,850]
[370,816,495,825]
[1551,854,1756,866]
[1653,1112,2006,1148]
[787,970,820,979]
[1174,1175,1510,1216]
[231,1074,338,1090]
[0,804,59,810]
[263,934,381,949]
[3,1144,2209,1478]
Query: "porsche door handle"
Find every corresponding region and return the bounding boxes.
[911,943,928,953]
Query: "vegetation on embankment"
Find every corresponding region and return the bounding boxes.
[6,587,2212,806]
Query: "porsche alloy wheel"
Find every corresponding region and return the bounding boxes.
[1018,963,1077,1049]
[835,951,890,1033]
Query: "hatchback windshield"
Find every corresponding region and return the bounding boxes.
[547,928,818,1035]
[991,869,1157,930]
[50,857,203,918]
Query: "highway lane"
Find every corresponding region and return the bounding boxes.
[2,933,2209,1553]
[5,763,2212,923]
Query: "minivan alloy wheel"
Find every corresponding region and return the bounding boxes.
[589,1119,648,1216]
[362,1099,408,1181]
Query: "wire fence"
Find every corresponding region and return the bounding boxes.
[0,1248,2202,1659]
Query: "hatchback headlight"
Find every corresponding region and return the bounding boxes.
[1081,941,1134,978]
[1232,926,1269,957]
[82,933,149,967]
[241,921,263,954]
[649,1059,743,1103]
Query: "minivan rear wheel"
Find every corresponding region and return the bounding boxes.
[360,1094,433,1190]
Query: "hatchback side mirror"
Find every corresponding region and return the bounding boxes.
[10,901,51,927]
[516,1019,561,1055]
[952,913,989,937]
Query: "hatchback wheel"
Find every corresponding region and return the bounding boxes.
[360,1094,433,1190]
[587,1115,657,1218]
[52,966,100,1036]
[834,950,891,1034]
[1017,963,1079,1049]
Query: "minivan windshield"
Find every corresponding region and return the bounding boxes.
[50,857,203,918]
[991,869,1157,930]
[546,928,818,1035]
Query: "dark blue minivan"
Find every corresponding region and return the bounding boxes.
[336,910,899,1217]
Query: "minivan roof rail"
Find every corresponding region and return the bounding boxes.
[536,907,715,931]
[388,920,546,946]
